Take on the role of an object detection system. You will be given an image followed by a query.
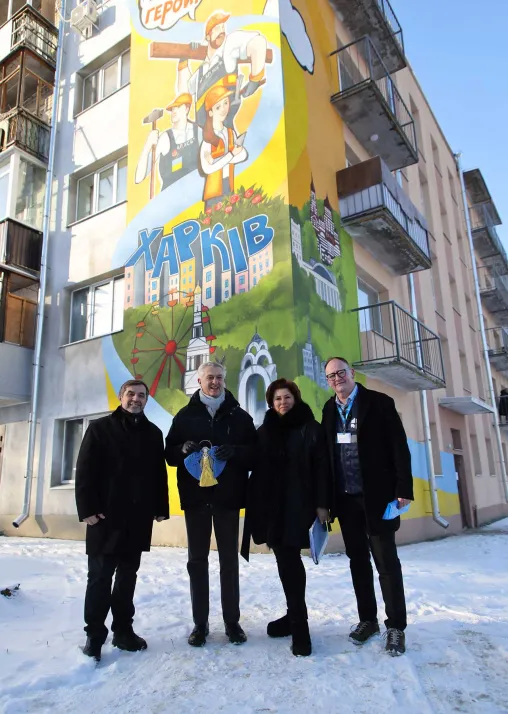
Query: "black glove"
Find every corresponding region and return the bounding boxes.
[182,441,199,455]
[215,444,235,461]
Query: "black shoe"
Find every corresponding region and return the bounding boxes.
[267,613,291,638]
[82,637,102,662]
[291,619,312,657]
[188,623,209,647]
[349,620,380,645]
[225,622,247,645]
[385,628,406,656]
[112,630,147,652]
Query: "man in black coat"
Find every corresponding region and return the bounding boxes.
[75,380,169,662]
[321,357,413,656]
[165,361,257,647]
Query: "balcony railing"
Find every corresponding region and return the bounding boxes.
[352,300,445,390]
[477,265,508,322]
[11,5,58,66]
[330,36,417,171]
[485,327,508,375]
[0,108,51,161]
[0,218,43,274]
[329,0,405,74]
[337,156,430,274]
[469,203,507,271]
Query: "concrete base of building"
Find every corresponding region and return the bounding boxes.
[475,502,508,527]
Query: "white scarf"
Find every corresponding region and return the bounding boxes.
[199,389,226,417]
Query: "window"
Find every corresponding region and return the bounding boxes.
[357,279,382,333]
[0,164,9,220]
[189,265,193,272]
[183,267,187,274]
[253,277,257,286]
[485,438,496,476]
[239,275,245,285]
[253,265,257,274]
[151,281,157,290]
[225,290,229,299]
[205,271,212,282]
[76,157,127,220]
[206,288,212,299]
[151,294,157,302]
[183,278,186,285]
[265,260,269,267]
[69,277,124,343]
[15,159,46,229]
[225,280,229,288]
[61,414,106,483]
[240,288,245,293]
[82,51,130,111]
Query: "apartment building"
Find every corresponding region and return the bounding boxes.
[0,0,506,547]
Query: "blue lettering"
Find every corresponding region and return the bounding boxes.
[243,214,274,257]
[152,233,179,279]
[125,227,162,270]
[227,227,248,273]
[174,219,201,264]
[201,223,231,271]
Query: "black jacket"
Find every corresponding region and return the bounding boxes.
[242,402,330,557]
[165,390,257,510]
[75,407,170,555]
[322,383,413,534]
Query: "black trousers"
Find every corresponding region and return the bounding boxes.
[84,551,142,643]
[272,545,307,621]
[336,494,407,631]
[185,506,240,625]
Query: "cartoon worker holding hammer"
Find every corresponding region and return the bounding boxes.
[135,93,200,198]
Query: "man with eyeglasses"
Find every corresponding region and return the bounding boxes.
[321,357,413,656]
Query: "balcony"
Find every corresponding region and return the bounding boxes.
[10,5,58,66]
[464,168,498,208]
[352,300,445,390]
[0,218,43,274]
[337,156,430,274]
[0,107,51,161]
[329,0,406,74]
[330,36,418,171]
[477,266,508,323]
[469,203,506,270]
[485,327,508,374]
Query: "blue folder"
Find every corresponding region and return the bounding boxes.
[382,500,411,520]
[309,518,329,565]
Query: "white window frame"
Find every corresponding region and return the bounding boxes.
[357,278,383,334]
[76,156,127,222]
[61,413,109,484]
[82,50,130,112]
[69,276,124,344]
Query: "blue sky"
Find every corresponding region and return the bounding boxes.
[394,0,508,246]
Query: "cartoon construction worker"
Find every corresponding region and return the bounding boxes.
[177,11,268,129]
[200,85,248,210]
[135,93,200,193]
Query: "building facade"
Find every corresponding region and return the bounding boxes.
[0,0,507,548]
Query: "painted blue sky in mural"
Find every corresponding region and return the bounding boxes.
[396,0,508,248]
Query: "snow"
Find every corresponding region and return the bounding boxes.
[1,522,508,714]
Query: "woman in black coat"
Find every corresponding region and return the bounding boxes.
[244,378,330,657]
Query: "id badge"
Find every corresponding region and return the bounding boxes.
[336,433,352,444]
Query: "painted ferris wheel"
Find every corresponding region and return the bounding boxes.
[129,286,216,396]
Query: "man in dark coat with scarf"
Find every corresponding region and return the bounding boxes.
[321,357,413,656]
[165,361,257,647]
[75,380,169,662]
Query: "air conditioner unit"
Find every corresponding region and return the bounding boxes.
[70,0,99,39]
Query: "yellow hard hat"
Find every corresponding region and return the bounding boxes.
[204,85,233,113]
[166,93,193,111]
[205,11,230,38]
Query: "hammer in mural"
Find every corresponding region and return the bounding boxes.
[149,11,273,129]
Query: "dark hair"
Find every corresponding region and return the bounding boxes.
[119,380,149,398]
[266,378,302,408]
[324,356,351,371]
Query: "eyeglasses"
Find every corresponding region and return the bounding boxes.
[325,369,348,382]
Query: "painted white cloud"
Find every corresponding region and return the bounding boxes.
[265,0,315,74]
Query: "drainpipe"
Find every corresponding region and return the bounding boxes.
[13,3,67,528]
[407,274,449,528]
[455,152,508,503]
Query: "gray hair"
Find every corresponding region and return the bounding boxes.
[197,361,226,378]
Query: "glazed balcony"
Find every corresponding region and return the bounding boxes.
[485,327,508,375]
[0,218,43,274]
[10,5,58,66]
[337,156,430,274]
[330,36,417,171]
[352,300,445,391]
[477,266,508,324]
[329,0,406,74]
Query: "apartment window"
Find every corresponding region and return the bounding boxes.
[189,265,193,272]
[76,157,127,221]
[253,265,257,274]
[69,276,124,343]
[151,294,157,302]
[205,271,212,282]
[206,287,212,299]
[253,277,257,286]
[151,281,157,290]
[240,288,245,293]
[485,438,496,476]
[15,159,46,230]
[225,290,229,299]
[61,415,106,483]
[470,434,481,475]
[183,267,187,274]
[225,280,229,288]
[357,278,382,333]
[239,275,245,285]
[82,50,130,111]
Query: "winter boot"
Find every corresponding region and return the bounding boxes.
[82,637,102,663]
[385,628,406,656]
[267,613,292,638]
[290,619,312,657]
[112,630,147,652]
[349,620,380,645]
[188,623,209,647]
[225,622,247,645]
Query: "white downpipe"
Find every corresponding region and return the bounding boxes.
[13,3,67,528]
[408,274,449,528]
[455,153,508,503]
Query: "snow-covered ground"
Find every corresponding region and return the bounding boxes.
[1,522,508,714]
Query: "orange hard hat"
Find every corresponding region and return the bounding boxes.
[204,85,233,113]
[166,93,193,111]
[205,11,230,38]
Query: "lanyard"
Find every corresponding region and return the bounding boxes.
[336,386,358,431]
